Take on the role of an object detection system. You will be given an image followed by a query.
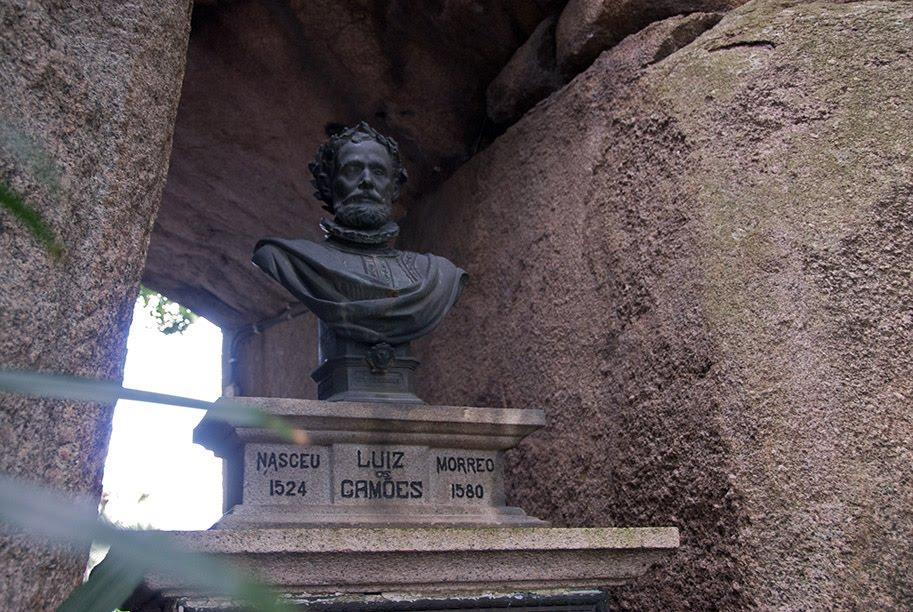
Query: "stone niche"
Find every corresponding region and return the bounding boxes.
[122,0,913,609]
[141,0,560,328]
[140,0,566,405]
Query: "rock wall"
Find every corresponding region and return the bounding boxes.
[555,0,747,74]
[402,1,913,607]
[0,2,191,608]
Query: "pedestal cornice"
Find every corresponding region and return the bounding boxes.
[125,526,679,608]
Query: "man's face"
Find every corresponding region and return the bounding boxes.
[332,139,396,230]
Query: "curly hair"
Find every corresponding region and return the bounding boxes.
[308,121,408,213]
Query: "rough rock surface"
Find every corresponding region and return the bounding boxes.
[143,0,559,328]
[487,15,564,125]
[403,1,913,608]
[226,312,319,400]
[556,0,747,75]
[0,2,191,609]
[590,11,724,81]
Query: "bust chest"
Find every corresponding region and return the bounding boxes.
[325,246,423,299]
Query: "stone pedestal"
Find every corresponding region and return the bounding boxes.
[122,527,680,611]
[118,398,679,610]
[193,398,548,527]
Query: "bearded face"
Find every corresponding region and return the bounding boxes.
[331,139,396,230]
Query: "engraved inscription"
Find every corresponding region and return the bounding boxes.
[269,480,307,497]
[357,449,405,470]
[243,444,330,505]
[339,479,423,499]
[430,450,502,505]
[257,451,321,474]
[352,369,404,388]
[450,483,484,499]
[436,455,495,475]
[334,444,426,504]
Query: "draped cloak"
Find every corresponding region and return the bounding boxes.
[252,238,467,345]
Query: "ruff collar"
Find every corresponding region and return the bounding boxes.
[320,218,400,245]
[320,219,399,245]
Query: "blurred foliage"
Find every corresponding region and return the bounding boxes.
[87,492,152,578]
[137,285,198,335]
[0,122,66,259]
[0,369,304,611]
[0,181,64,259]
[0,474,293,612]
[0,122,292,609]
[0,369,303,443]
[0,121,287,608]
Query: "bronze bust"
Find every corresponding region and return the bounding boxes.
[252,122,467,403]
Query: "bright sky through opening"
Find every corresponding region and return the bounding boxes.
[101,302,223,530]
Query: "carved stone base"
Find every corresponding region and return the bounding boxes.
[130,399,682,612]
[193,397,548,528]
[119,527,680,611]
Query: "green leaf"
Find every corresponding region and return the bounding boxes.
[58,549,146,612]
[0,475,294,612]
[137,285,198,335]
[0,123,67,259]
[0,369,302,443]
[0,181,64,259]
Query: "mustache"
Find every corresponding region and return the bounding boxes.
[341,191,382,205]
